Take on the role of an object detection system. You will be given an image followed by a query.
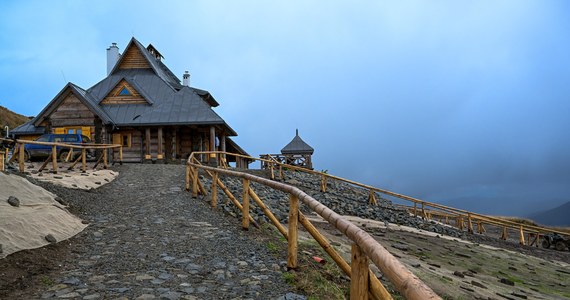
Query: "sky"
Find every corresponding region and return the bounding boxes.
[1,1,569,216]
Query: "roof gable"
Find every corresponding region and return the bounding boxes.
[32,83,113,127]
[101,79,152,105]
[108,37,181,90]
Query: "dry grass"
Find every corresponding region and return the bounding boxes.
[0,106,30,133]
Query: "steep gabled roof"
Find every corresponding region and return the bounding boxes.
[281,130,314,154]
[32,82,114,127]
[108,37,182,90]
[11,120,45,135]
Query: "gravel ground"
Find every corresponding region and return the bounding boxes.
[1,164,304,300]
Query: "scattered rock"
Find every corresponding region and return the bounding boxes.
[499,278,515,286]
[453,271,465,278]
[391,243,408,251]
[471,280,487,289]
[7,196,20,207]
[45,234,57,244]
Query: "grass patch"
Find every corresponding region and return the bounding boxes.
[40,276,53,286]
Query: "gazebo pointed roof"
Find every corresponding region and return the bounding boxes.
[281,129,314,155]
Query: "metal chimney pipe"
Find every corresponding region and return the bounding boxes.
[183,71,190,86]
[106,43,120,75]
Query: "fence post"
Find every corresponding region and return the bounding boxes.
[351,243,369,300]
[501,226,508,240]
[288,193,299,269]
[103,148,108,169]
[320,175,327,192]
[279,165,284,180]
[413,202,417,217]
[242,179,250,230]
[467,214,473,234]
[421,202,426,220]
[211,171,218,208]
[192,167,198,198]
[18,143,25,172]
[81,148,87,172]
[270,163,275,180]
[185,165,191,191]
[51,145,58,173]
[519,225,525,245]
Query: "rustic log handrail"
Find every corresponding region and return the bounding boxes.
[198,151,569,241]
[187,152,440,299]
[1,138,123,173]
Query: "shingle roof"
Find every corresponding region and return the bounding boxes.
[11,120,45,135]
[281,130,314,154]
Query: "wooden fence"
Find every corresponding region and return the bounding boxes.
[0,138,122,173]
[186,152,440,300]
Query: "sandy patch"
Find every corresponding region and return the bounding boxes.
[0,172,87,259]
[28,169,118,190]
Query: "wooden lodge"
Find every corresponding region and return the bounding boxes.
[12,38,249,166]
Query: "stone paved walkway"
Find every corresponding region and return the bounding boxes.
[11,164,300,300]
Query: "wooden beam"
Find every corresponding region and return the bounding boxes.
[288,193,299,269]
[51,145,58,173]
[103,148,108,169]
[18,143,24,172]
[211,171,218,208]
[242,179,250,230]
[250,187,287,238]
[81,148,86,172]
[209,126,216,164]
[145,127,151,160]
[351,243,369,300]
[157,127,163,160]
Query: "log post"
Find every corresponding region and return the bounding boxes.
[467,214,473,234]
[51,145,58,173]
[421,202,426,220]
[288,193,299,269]
[157,127,163,161]
[242,179,250,230]
[119,146,123,164]
[192,167,198,198]
[270,163,275,180]
[368,190,377,205]
[81,148,87,172]
[19,143,25,172]
[351,243,369,300]
[145,128,151,161]
[103,147,108,169]
[211,172,218,208]
[220,133,226,162]
[209,126,217,166]
[501,226,508,240]
[413,202,417,217]
[519,225,525,245]
[279,165,284,180]
[320,175,327,192]
[185,165,191,191]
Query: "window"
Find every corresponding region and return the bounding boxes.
[119,87,131,96]
[122,136,129,147]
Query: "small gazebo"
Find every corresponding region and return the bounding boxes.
[280,129,314,169]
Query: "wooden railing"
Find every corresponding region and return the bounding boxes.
[224,151,569,245]
[0,138,122,173]
[186,151,440,300]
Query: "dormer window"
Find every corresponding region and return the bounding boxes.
[119,87,131,96]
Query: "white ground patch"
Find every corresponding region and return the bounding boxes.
[28,168,118,190]
[1,165,117,259]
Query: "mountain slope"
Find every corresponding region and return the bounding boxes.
[529,201,570,226]
[0,105,31,135]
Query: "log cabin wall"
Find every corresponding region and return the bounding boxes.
[49,93,96,128]
[118,46,151,69]
[112,129,142,162]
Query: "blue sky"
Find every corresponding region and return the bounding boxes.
[1,1,569,216]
